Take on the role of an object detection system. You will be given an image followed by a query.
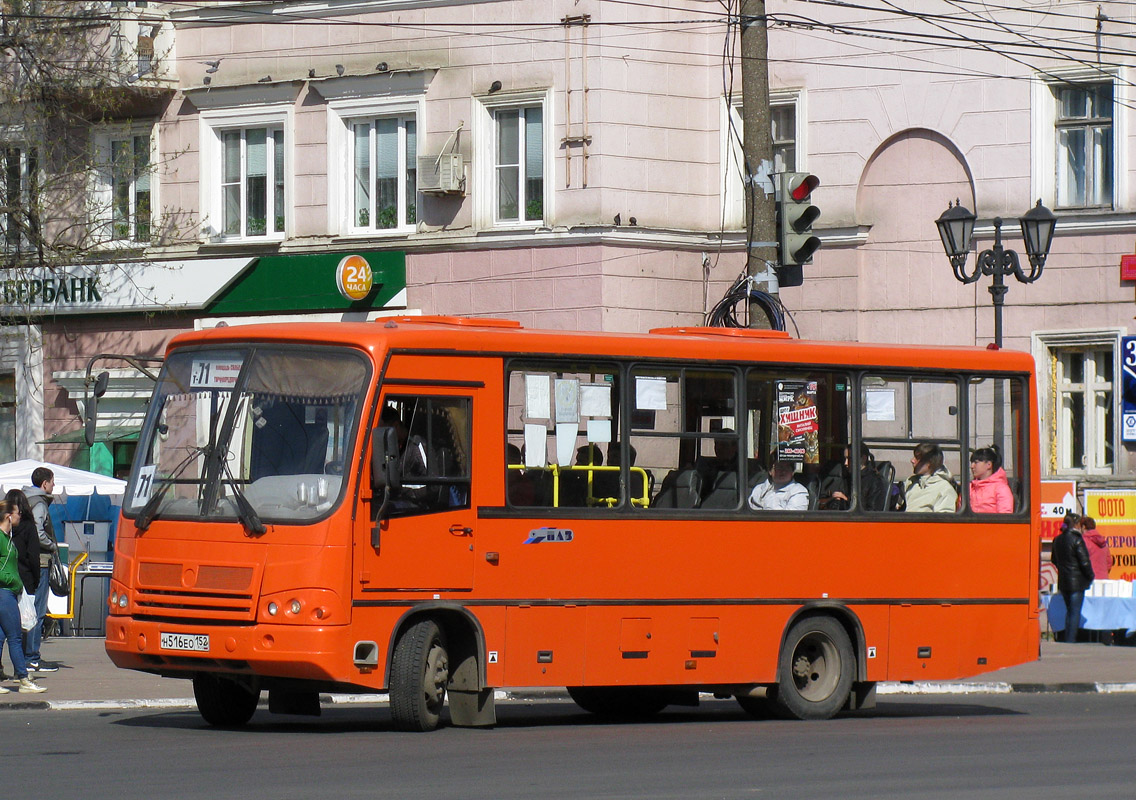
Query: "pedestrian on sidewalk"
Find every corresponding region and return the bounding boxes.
[1052,512,1095,644]
[0,498,47,693]
[22,467,59,674]
[1082,517,1112,580]
[0,489,38,680]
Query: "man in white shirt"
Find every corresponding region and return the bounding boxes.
[748,461,809,511]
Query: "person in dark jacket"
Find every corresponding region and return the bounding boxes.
[0,489,37,680]
[1052,512,1095,643]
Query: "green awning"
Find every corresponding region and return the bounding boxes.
[39,424,142,445]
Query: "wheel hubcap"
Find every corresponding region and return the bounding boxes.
[424,644,449,712]
[791,632,839,701]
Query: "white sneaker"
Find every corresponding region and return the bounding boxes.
[0,684,9,694]
[17,677,46,694]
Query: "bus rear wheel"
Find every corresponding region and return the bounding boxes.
[193,673,259,727]
[771,616,854,720]
[567,686,670,718]
[390,619,450,732]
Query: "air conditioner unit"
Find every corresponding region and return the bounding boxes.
[417,153,465,195]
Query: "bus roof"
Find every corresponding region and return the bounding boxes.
[168,316,1036,373]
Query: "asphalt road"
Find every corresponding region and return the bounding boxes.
[4,694,1134,799]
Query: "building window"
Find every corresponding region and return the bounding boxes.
[723,95,800,230]
[1,145,37,254]
[1036,331,1119,475]
[771,103,796,174]
[219,127,284,238]
[1055,82,1112,209]
[494,105,543,223]
[0,371,14,464]
[107,133,151,243]
[351,116,416,231]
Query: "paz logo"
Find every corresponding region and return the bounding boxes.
[524,527,574,544]
[336,254,374,301]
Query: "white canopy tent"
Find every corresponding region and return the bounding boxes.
[0,459,126,501]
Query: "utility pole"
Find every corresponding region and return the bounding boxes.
[740,0,777,328]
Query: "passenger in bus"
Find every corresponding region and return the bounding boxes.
[902,442,958,513]
[561,445,602,507]
[506,443,537,506]
[968,445,1013,513]
[698,431,740,503]
[821,445,887,511]
[748,460,809,511]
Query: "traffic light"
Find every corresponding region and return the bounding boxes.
[777,172,821,287]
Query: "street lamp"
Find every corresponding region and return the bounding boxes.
[935,199,1058,348]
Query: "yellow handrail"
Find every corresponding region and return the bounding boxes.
[46,551,89,621]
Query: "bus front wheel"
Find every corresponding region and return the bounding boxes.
[193,673,259,727]
[771,616,854,720]
[390,619,450,732]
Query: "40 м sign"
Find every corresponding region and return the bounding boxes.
[1083,490,1136,581]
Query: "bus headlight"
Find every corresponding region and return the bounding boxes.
[267,602,278,616]
[289,600,302,615]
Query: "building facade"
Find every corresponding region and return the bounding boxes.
[0,0,1131,490]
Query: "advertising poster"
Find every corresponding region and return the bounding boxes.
[1083,490,1136,581]
[1039,480,1077,543]
[776,380,819,464]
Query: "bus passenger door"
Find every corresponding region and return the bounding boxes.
[360,371,485,592]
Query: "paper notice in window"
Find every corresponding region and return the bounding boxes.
[865,389,896,421]
[580,383,611,418]
[555,379,579,424]
[587,418,611,443]
[524,424,547,468]
[556,422,579,467]
[636,376,668,411]
[525,374,550,419]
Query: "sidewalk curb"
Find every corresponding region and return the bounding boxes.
[4,681,1135,712]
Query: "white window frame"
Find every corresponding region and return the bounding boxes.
[1033,328,1121,477]
[721,90,804,231]
[0,143,38,254]
[199,105,291,242]
[93,124,156,247]
[326,95,424,238]
[1031,68,1128,213]
[474,89,552,230]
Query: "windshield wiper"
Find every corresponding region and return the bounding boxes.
[220,457,266,536]
[134,447,208,532]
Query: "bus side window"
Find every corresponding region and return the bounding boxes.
[746,369,851,512]
[863,376,962,514]
[967,375,1023,514]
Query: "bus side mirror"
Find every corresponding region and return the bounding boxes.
[82,371,111,448]
[372,426,402,492]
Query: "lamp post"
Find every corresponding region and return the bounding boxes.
[935,199,1057,456]
[935,199,1058,348]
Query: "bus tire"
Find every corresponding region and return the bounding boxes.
[772,616,854,721]
[193,673,259,727]
[567,686,669,718]
[735,694,776,719]
[390,619,450,732]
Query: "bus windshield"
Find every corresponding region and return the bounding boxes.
[125,345,370,526]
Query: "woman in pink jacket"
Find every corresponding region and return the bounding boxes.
[969,445,1014,513]
[1081,517,1112,579]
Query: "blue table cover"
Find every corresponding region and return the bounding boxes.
[1042,593,1136,636]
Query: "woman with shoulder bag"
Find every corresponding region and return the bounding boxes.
[0,499,47,694]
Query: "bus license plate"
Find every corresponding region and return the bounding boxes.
[160,632,210,652]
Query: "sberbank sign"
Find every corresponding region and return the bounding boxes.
[3,275,101,305]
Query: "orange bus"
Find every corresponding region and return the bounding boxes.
[104,316,1040,730]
